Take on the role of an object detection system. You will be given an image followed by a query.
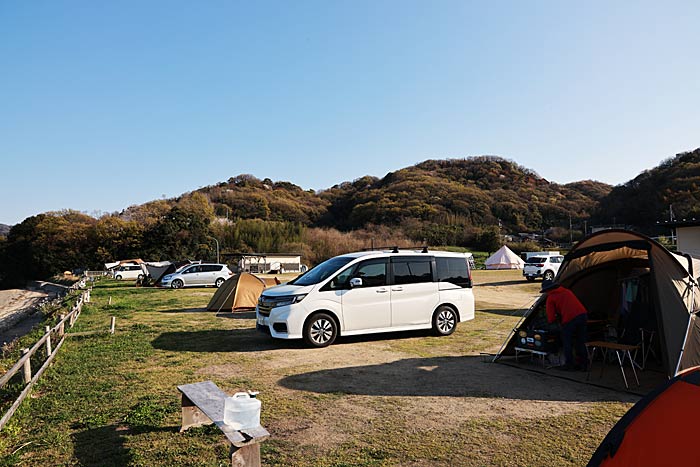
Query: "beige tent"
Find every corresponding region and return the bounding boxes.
[207,273,280,312]
[497,230,700,377]
[485,245,525,270]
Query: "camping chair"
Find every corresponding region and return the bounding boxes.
[637,328,657,370]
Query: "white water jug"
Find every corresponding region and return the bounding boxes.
[223,392,261,430]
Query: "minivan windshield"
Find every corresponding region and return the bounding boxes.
[289,256,355,286]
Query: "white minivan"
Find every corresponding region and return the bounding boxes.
[256,249,475,347]
[113,264,145,281]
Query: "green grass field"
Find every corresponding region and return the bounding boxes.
[0,275,633,466]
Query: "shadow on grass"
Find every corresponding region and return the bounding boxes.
[73,424,178,467]
[279,355,642,402]
[213,311,257,320]
[151,329,298,352]
[151,328,442,353]
[158,307,210,313]
[478,308,529,317]
[475,279,538,287]
[72,425,132,467]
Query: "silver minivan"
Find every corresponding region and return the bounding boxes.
[160,263,233,289]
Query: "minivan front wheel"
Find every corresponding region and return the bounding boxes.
[433,306,457,336]
[304,313,337,348]
[171,279,184,289]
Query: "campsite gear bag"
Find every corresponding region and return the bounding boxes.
[223,392,261,430]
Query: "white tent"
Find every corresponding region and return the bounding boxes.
[485,245,525,270]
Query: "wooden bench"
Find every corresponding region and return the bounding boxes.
[585,341,640,389]
[178,381,269,467]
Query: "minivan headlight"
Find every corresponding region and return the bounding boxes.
[266,294,307,308]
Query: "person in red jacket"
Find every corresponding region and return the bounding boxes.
[541,280,589,371]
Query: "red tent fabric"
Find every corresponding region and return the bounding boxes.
[588,366,700,466]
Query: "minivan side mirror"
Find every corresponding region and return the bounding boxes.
[349,277,362,288]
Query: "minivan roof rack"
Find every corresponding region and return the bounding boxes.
[361,246,430,253]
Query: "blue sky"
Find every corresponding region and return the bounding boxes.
[1,1,699,225]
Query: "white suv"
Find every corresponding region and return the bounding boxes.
[523,255,564,282]
[256,250,475,347]
[160,263,233,289]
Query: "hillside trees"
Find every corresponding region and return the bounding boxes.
[0,211,96,286]
[91,216,144,264]
[593,149,700,229]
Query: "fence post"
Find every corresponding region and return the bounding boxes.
[45,326,52,357]
[69,308,76,328]
[59,314,66,337]
[22,349,31,384]
[110,317,116,335]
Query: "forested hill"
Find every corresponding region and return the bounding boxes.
[197,157,611,236]
[593,148,700,227]
[317,157,610,233]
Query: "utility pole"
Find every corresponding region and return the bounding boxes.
[210,236,220,263]
[569,215,573,245]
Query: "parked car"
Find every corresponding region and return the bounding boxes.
[523,255,564,282]
[114,265,145,281]
[256,249,475,347]
[161,264,233,289]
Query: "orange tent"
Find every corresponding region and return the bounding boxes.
[588,365,700,466]
[207,273,280,312]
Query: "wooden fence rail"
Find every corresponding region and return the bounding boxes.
[0,287,91,431]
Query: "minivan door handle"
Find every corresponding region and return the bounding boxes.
[376,288,388,293]
[391,287,403,292]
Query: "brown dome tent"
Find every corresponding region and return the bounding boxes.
[207,273,280,312]
[496,229,700,377]
[588,365,700,466]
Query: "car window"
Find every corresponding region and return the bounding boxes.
[352,259,387,288]
[326,266,355,290]
[290,256,355,286]
[436,257,471,288]
[183,266,199,274]
[392,258,432,285]
[526,257,546,263]
[201,265,222,272]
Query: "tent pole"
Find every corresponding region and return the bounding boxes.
[492,298,538,363]
[674,314,694,376]
[674,256,698,376]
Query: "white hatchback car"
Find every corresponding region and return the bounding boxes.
[523,255,564,282]
[160,263,233,289]
[256,250,475,347]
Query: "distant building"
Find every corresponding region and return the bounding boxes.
[660,220,700,256]
[234,253,304,274]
